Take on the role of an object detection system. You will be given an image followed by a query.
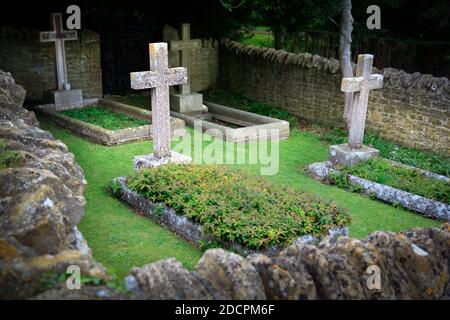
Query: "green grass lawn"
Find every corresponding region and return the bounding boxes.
[241,33,274,47]
[38,107,441,284]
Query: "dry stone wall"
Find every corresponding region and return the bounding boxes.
[219,40,450,156]
[0,70,109,299]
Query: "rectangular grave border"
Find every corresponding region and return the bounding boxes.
[170,101,290,142]
[307,160,450,221]
[32,98,185,146]
[114,176,348,257]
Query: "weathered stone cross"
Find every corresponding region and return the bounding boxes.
[40,13,78,91]
[169,23,201,95]
[130,43,187,159]
[341,54,383,149]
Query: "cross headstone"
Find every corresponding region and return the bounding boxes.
[130,43,187,159]
[40,13,78,91]
[341,54,383,149]
[169,23,201,95]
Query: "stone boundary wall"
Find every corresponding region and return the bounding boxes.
[219,40,450,156]
[0,70,110,299]
[0,26,102,102]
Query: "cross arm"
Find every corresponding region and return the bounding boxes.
[166,67,188,86]
[130,67,187,90]
[130,71,157,90]
[341,74,383,93]
[170,39,202,51]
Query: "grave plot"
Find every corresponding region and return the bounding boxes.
[33,98,185,146]
[307,54,449,221]
[171,101,290,142]
[113,164,350,256]
[307,158,450,221]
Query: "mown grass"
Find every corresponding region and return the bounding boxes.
[38,90,442,284]
[60,106,148,131]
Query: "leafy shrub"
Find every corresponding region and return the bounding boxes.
[108,179,122,198]
[60,106,148,131]
[340,158,450,204]
[322,128,450,176]
[127,165,349,249]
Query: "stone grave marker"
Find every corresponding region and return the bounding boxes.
[130,42,192,169]
[40,13,83,109]
[329,54,383,166]
[169,23,204,114]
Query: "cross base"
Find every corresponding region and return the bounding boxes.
[133,151,192,171]
[170,92,203,114]
[329,143,380,167]
[45,89,83,110]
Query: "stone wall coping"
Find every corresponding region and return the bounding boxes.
[221,39,450,97]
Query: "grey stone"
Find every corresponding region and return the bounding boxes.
[39,13,78,91]
[45,89,83,110]
[341,54,383,149]
[170,92,204,114]
[130,42,187,159]
[133,151,192,170]
[127,258,213,300]
[171,101,290,142]
[194,249,266,299]
[329,143,380,167]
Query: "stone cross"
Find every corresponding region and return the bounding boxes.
[169,23,201,95]
[40,13,78,91]
[130,43,187,159]
[341,54,383,149]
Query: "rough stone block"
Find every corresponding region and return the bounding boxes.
[46,89,84,110]
[170,92,203,114]
[133,151,192,170]
[329,143,380,167]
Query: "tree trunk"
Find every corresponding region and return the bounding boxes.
[274,31,282,50]
[339,0,354,129]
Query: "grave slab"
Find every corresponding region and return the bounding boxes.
[170,92,203,114]
[329,143,380,167]
[133,151,192,170]
[45,89,83,110]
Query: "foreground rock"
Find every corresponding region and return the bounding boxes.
[127,225,450,300]
[0,70,111,299]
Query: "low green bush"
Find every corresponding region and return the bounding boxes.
[60,106,148,131]
[322,128,450,177]
[127,165,350,249]
[333,158,450,204]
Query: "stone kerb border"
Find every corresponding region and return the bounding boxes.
[114,176,348,256]
[171,101,290,142]
[34,98,185,146]
[307,160,450,221]
[221,39,450,98]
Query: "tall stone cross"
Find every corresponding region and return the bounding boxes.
[130,43,187,159]
[169,23,201,95]
[40,13,78,91]
[341,54,383,149]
